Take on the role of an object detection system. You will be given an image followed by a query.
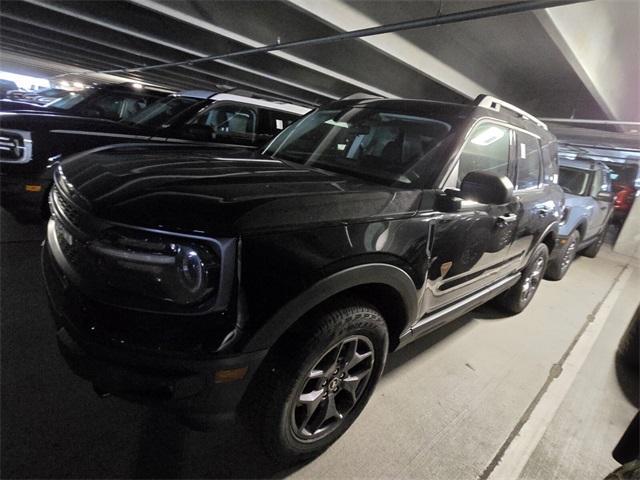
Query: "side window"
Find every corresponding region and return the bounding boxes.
[190,104,257,139]
[83,94,148,121]
[540,141,558,184]
[516,133,542,189]
[590,168,610,196]
[456,123,510,186]
[256,109,299,136]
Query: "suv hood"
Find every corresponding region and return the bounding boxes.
[59,144,421,236]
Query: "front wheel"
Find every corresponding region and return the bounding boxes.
[496,243,549,314]
[250,300,388,463]
[545,230,579,281]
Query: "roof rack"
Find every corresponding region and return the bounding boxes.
[339,93,385,101]
[474,94,548,131]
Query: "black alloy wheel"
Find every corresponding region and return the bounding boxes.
[248,300,388,463]
[496,243,549,314]
[290,335,375,442]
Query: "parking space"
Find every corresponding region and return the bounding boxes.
[1,208,637,479]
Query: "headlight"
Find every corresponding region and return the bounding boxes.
[87,227,220,306]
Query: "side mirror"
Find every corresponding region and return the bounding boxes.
[183,124,216,141]
[460,171,514,205]
[596,191,613,202]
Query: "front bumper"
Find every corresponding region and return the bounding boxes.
[42,237,267,426]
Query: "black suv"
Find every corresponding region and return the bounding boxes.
[0,82,170,117]
[0,90,308,221]
[42,95,562,462]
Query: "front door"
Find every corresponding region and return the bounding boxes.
[586,167,612,238]
[421,121,520,315]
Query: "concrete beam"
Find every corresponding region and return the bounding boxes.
[129,0,395,98]
[23,0,336,103]
[535,0,640,121]
[286,0,494,100]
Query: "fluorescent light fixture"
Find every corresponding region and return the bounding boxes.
[72,82,84,89]
[325,119,349,128]
[60,81,70,88]
[470,126,505,146]
[132,82,144,89]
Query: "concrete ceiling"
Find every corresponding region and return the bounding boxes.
[0,0,638,120]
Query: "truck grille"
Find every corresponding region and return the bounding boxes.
[0,130,32,163]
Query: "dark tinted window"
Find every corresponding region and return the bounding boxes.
[516,133,542,189]
[126,96,201,128]
[258,109,300,135]
[189,104,256,139]
[456,123,510,186]
[558,167,592,195]
[540,141,558,184]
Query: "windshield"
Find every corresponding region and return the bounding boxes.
[558,167,592,195]
[124,95,202,128]
[46,89,92,110]
[263,107,453,187]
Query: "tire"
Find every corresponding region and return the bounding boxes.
[617,307,639,372]
[248,299,388,464]
[581,227,606,258]
[545,230,579,281]
[496,243,549,314]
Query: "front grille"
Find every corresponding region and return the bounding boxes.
[0,130,32,163]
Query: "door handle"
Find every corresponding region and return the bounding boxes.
[497,213,518,227]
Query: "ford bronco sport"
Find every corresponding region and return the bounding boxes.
[42,94,562,462]
[545,158,613,280]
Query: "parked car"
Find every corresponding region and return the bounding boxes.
[0,79,19,99]
[0,82,170,118]
[42,94,562,462]
[545,158,613,280]
[0,90,309,221]
[613,183,636,226]
[10,87,72,105]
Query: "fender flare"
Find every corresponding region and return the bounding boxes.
[244,263,418,351]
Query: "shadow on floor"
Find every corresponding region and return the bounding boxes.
[129,303,511,478]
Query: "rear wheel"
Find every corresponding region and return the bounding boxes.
[581,227,606,258]
[249,300,388,463]
[496,243,548,314]
[545,230,579,281]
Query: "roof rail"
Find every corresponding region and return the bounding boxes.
[474,94,548,131]
[224,88,314,106]
[339,92,385,101]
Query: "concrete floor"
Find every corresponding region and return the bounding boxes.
[1,208,638,479]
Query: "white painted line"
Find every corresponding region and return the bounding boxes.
[487,266,633,480]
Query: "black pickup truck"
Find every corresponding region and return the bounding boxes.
[43,94,562,462]
[0,90,308,221]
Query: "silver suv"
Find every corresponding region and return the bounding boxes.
[546,157,613,280]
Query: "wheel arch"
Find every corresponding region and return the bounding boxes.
[243,263,417,352]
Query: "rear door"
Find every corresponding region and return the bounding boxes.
[509,131,552,263]
[423,120,521,313]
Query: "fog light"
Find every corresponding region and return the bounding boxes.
[25,184,42,192]
[214,367,248,383]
